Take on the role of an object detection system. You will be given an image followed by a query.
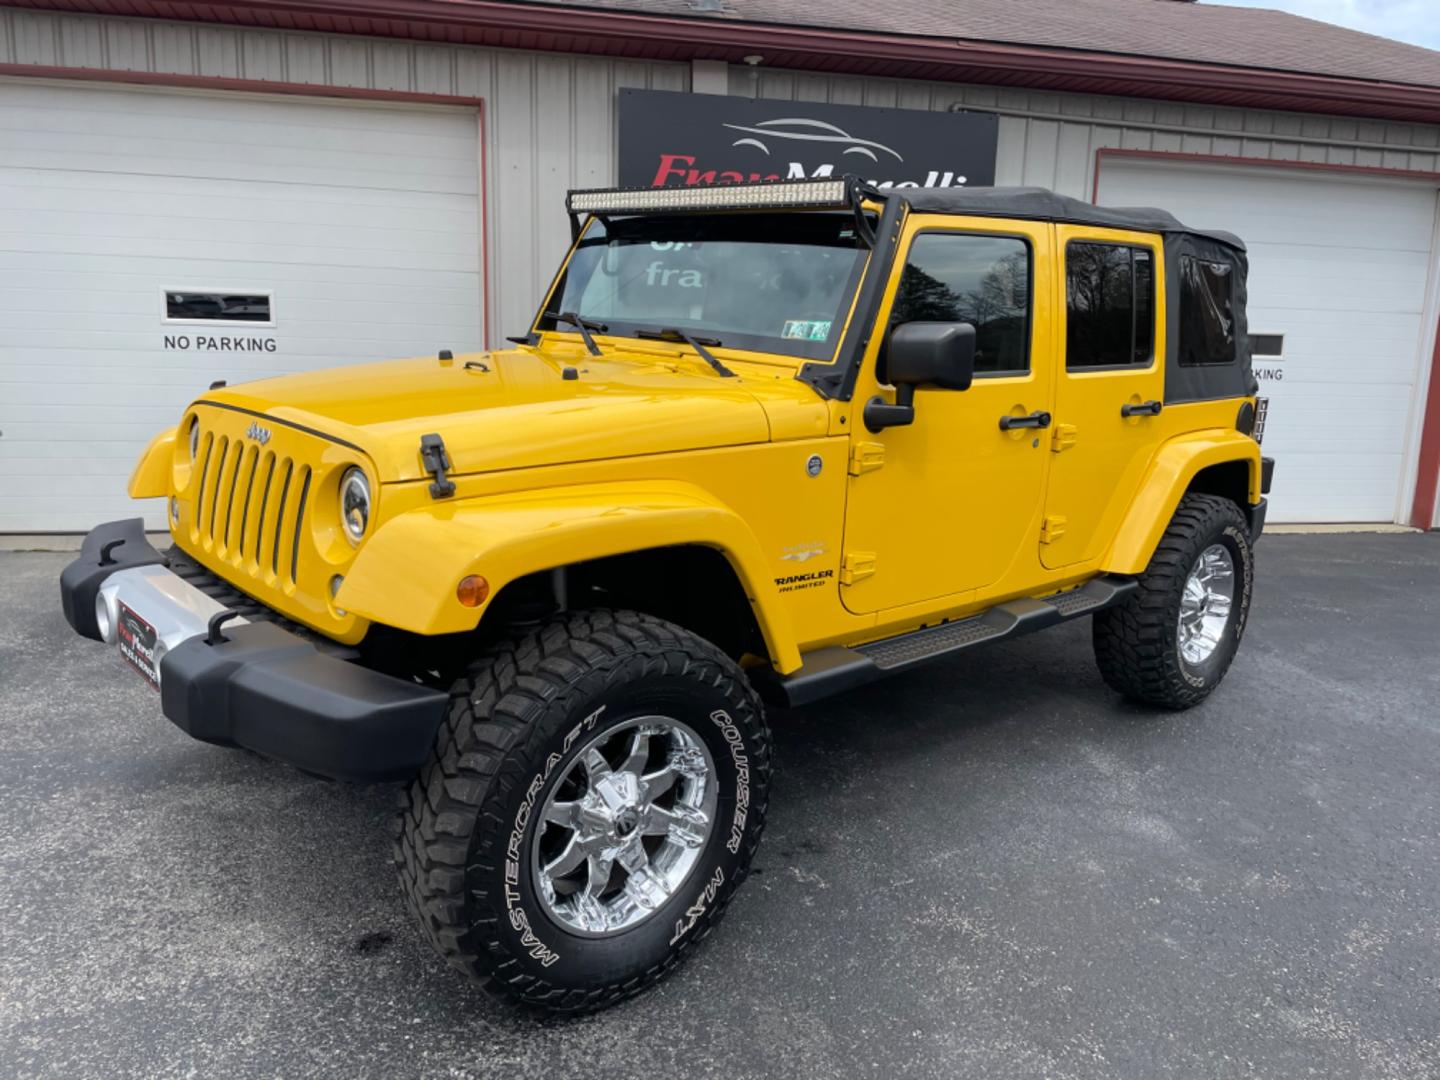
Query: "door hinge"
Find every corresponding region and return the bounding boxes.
[840,551,877,585]
[1040,515,1068,544]
[848,441,886,476]
[1050,423,1078,453]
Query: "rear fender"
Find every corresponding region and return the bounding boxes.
[339,480,802,671]
[1103,430,1262,575]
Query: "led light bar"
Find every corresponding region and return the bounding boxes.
[567,178,852,215]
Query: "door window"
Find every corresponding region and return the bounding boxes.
[1065,243,1154,368]
[890,233,1031,375]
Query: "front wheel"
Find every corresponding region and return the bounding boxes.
[1093,493,1255,709]
[394,609,771,1014]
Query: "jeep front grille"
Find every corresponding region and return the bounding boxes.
[174,404,358,637]
[194,434,312,584]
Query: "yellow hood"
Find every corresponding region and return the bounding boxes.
[203,345,829,483]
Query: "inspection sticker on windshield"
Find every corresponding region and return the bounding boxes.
[782,320,832,342]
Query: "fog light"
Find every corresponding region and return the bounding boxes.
[170,496,181,523]
[330,574,346,616]
[457,575,489,608]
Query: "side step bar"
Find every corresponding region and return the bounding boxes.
[760,575,1138,708]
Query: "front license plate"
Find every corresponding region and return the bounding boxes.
[116,600,161,691]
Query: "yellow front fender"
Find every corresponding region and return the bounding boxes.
[127,427,177,499]
[1104,429,1262,574]
[339,480,803,671]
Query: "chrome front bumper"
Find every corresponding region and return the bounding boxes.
[61,518,448,783]
[94,564,249,684]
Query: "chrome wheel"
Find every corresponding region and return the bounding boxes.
[1178,543,1235,666]
[532,716,716,937]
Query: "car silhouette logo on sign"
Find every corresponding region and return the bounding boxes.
[722,118,904,163]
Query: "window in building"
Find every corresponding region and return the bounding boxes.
[1065,242,1154,369]
[1178,256,1238,366]
[165,291,273,324]
[889,232,1031,375]
[1252,333,1284,357]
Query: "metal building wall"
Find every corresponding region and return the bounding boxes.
[5,8,1440,336]
[0,8,692,339]
[727,67,1440,200]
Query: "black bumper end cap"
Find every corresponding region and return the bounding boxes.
[60,518,166,640]
[160,622,448,784]
[1247,497,1269,541]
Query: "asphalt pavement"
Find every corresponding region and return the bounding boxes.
[1,534,1438,1079]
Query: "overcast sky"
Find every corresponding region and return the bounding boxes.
[1202,0,1440,50]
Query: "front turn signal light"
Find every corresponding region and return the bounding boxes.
[457,575,489,608]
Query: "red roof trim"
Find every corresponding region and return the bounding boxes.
[8,0,1440,124]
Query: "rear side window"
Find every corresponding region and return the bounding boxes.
[1065,242,1154,369]
[890,233,1031,374]
[1178,256,1237,366]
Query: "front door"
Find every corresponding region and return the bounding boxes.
[841,216,1058,615]
[1040,226,1166,569]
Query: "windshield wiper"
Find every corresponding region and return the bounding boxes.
[635,327,736,378]
[543,310,606,356]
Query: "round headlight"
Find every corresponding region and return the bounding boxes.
[188,417,200,459]
[339,467,371,544]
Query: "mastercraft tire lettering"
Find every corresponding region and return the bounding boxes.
[502,705,606,967]
[395,610,771,1013]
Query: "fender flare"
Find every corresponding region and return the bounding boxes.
[1103,429,1262,575]
[128,427,177,499]
[339,479,803,671]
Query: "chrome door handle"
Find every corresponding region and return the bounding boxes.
[998,410,1052,431]
[1121,400,1163,418]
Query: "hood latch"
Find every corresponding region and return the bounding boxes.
[419,433,456,499]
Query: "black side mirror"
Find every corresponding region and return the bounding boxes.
[864,322,977,432]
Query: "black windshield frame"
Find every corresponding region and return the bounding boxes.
[535,212,872,363]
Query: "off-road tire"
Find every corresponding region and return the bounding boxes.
[394,609,771,1014]
[1092,493,1254,709]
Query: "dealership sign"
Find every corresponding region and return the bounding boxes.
[618,89,998,190]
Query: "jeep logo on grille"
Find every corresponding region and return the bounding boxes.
[245,421,272,445]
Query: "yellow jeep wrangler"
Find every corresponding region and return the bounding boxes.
[60,178,1272,1012]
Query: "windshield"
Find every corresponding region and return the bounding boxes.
[537,212,870,362]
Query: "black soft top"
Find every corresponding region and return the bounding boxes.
[898,186,1246,252]
[891,185,1254,405]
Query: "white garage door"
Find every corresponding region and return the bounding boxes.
[1098,159,1438,523]
[0,80,483,531]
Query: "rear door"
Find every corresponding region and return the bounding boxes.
[1040,227,1165,569]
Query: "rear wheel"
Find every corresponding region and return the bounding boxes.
[1093,493,1254,709]
[394,609,770,1014]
